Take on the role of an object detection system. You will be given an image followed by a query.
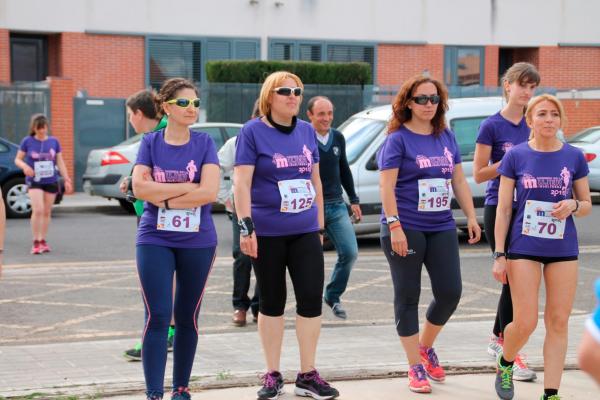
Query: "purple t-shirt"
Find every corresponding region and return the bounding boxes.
[377,126,462,232]
[498,142,589,257]
[235,118,320,236]
[476,112,530,205]
[135,129,219,248]
[19,136,62,184]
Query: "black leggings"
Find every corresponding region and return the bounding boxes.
[381,226,462,337]
[484,204,513,337]
[253,232,324,318]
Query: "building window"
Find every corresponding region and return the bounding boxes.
[444,46,484,86]
[147,38,260,88]
[269,39,376,80]
[10,34,48,82]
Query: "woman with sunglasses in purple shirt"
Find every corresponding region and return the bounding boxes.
[234,71,339,400]
[378,74,481,394]
[132,78,220,400]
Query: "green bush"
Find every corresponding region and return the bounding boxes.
[206,61,372,85]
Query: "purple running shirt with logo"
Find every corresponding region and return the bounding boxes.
[234,118,320,236]
[476,112,530,205]
[19,136,62,184]
[135,129,219,248]
[377,126,462,231]
[497,142,588,257]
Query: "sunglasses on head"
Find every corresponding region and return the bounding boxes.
[411,95,441,105]
[272,87,303,97]
[166,98,201,108]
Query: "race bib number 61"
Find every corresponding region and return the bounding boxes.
[157,207,201,232]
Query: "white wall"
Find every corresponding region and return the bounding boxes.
[1,0,599,47]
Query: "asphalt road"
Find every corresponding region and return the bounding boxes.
[1,205,599,345]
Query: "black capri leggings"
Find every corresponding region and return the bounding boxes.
[253,232,324,318]
[381,226,462,337]
[484,204,513,337]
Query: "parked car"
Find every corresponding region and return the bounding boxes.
[566,125,600,191]
[337,96,508,236]
[82,122,243,212]
[0,137,64,218]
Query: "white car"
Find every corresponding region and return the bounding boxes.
[338,96,507,235]
[82,122,242,212]
[566,125,600,192]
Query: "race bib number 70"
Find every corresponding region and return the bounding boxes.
[522,200,565,240]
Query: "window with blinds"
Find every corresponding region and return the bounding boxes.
[299,44,321,62]
[271,42,294,60]
[148,38,260,87]
[149,40,202,88]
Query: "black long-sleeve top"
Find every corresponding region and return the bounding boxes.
[317,129,359,205]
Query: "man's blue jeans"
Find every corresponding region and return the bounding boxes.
[324,201,358,305]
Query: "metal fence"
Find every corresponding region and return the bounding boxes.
[202,82,371,128]
[0,82,51,144]
[202,83,561,126]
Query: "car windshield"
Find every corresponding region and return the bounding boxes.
[338,117,386,164]
[568,127,600,144]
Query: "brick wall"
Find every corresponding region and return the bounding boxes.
[0,29,10,83]
[484,45,499,86]
[60,32,145,97]
[377,44,444,86]
[562,99,600,135]
[48,77,76,180]
[538,46,600,90]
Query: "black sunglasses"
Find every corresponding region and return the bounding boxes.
[272,87,303,97]
[411,95,441,105]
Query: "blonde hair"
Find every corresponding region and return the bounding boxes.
[502,62,540,101]
[258,71,304,117]
[525,94,567,139]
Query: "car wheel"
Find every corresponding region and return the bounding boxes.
[3,177,32,218]
[118,199,135,214]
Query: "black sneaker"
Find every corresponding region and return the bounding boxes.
[257,370,284,400]
[171,386,191,400]
[294,369,339,399]
[124,342,142,361]
[324,298,347,320]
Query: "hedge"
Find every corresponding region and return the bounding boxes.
[205,60,372,85]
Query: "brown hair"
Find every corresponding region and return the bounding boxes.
[502,62,540,101]
[387,75,449,135]
[155,78,199,116]
[258,71,303,117]
[525,94,567,139]
[127,89,161,120]
[306,96,333,113]
[28,114,48,136]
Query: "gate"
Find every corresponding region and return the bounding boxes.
[73,97,127,191]
[0,82,50,144]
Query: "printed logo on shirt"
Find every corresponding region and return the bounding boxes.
[272,145,314,173]
[30,148,56,161]
[502,142,514,153]
[153,160,197,183]
[415,147,455,174]
[520,166,571,197]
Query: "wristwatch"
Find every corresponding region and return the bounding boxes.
[238,217,255,237]
[386,215,401,225]
[492,251,506,260]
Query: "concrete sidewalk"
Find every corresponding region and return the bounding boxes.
[54,192,120,209]
[0,316,593,399]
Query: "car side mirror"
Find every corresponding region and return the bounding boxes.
[366,155,378,171]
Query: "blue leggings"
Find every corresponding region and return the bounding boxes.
[137,245,215,398]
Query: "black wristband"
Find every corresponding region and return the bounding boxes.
[238,217,255,237]
[573,199,580,213]
[319,229,325,235]
[164,199,170,210]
